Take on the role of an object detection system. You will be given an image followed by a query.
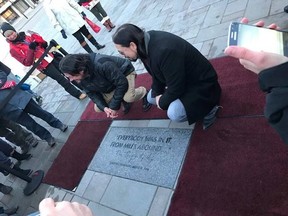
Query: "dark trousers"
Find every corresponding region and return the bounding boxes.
[15,100,62,141]
[43,61,82,98]
[73,25,92,44]
[0,118,32,147]
[90,2,107,22]
[0,139,13,156]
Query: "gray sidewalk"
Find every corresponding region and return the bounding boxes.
[0,0,287,215]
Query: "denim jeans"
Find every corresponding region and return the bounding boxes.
[15,99,62,141]
[147,89,187,122]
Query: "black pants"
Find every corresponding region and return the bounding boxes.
[15,100,62,141]
[0,118,32,147]
[90,2,107,22]
[43,60,82,98]
[73,25,92,44]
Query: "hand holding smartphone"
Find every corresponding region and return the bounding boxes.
[227,22,288,56]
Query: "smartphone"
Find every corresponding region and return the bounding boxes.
[228,22,288,56]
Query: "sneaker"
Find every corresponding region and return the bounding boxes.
[46,137,56,147]
[30,139,39,147]
[202,105,222,130]
[122,101,131,114]
[142,93,152,112]
[3,206,18,215]
[60,124,68,132]
[35,95,43,106]
[95,44,105,50]
[0,184,12,194]
[79,93,87,100]
[22,169,33,176]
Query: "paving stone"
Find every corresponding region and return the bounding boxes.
[148,187,173,216]
[88,201,127,216]
[89,127,192,188]
[75,170,94,197]
[100,176,157,216]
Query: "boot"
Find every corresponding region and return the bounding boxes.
[87,35,105,50]
[13,166,33,176]
[81,42,93,53]
[3,206,18,215]
[95,43,105,50]
[0,184,12,194]
[11,151,32,161]
[107,19,115,29]
[122,101,131,114]
[202,105,222,130]
[103,20,112,32]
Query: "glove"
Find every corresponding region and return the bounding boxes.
[61,29,67,39]
[29,42,38,50]
[41,41,48,49]
[81,12,87,19]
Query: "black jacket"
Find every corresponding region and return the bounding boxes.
[258,62,288,144]
[141,31,221,124]
[81,53,135,111]
[0,62,11,75]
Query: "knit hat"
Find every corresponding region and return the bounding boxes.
[0,22,16,37]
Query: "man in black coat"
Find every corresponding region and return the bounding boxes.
[112,24,221,129]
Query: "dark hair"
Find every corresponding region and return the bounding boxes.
[59,54,91,75]
[112,23,147,59]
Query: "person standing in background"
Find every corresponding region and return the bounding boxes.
[78,0,116,32]
[0,22,87,100]
[43,0,105,53]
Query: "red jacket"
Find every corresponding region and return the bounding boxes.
[8,33,53,71]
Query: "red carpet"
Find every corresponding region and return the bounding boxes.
[167,118,288,216]
[80,56,265,121]
[43,121,111,190]
[44,55,280,209]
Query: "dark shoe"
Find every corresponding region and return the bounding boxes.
[3,206,18,215]
[35,95,43,106]
[22,169,33,176]
[284,5,288,13]
[95,44,105,50]
[25,134,39,148]
[142,93,152,112]
[11,150,32,161]
[0,184,12,194]
[202,105,222,130]
[46,137,56,147]
[122,101,131,114]
[20,143,31,154]
[60,124,68,132]
[14,161,21,168]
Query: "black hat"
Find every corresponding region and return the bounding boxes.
[0,22,16,37]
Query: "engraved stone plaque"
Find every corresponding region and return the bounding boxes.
[88,127,192,188]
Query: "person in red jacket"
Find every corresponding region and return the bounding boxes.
[0,22,87,100]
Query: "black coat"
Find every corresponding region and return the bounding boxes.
[81,53,135,111]
[142,31,221,124]
[0,61,11,75]
[258,62,288,144]
[0,70,32,121]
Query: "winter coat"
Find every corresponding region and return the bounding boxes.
[44,0,86,34]
[78,0,100,10]
[8,33,52,71]
[0,62,11,75]
[0,70,32,121]
[142,30,221,124]
[80,53,135,111]
[258,62,288,144]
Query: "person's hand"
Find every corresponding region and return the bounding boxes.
[29,42,38,50]
[104,107,118,118]
[60,29,67,39]
[81,12,87,20]
[225,17,288,74]
[224,47,288,74]
[41,41,48,49]
[39,198,93,216]
[155,95,162,109]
